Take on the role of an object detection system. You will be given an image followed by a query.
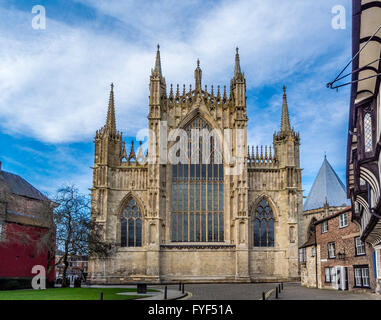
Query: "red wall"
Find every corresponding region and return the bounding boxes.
[0,222,55,282]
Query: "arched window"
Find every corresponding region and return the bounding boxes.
[171,116,224,242]
[253,199,274,247]
[121,198,142,247]
[364,113,373,152]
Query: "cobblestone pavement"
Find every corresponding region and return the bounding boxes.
[268,282,381,300]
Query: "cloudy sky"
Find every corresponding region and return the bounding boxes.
[0,0,351,200]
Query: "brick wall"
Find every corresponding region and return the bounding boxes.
[316,209,376,292]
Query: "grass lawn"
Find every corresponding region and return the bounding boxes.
[0,287,158,300]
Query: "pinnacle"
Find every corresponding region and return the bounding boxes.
[105,83,116,133]
[280,85,291,133]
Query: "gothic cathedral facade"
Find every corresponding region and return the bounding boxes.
[88,47,302,283]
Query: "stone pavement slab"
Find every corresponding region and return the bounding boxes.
[267,283,381,300]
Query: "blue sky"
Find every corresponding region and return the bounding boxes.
[0,0,351,199]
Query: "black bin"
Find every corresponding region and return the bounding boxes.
[137,283,147,294]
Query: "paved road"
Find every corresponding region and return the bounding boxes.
[151,283,278,300]
[150,282,381,300]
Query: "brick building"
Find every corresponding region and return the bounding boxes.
[300,207,376,292]
[55,254,88,284]
[0,161,56,289]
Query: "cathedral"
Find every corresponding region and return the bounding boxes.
[88,46,302,283]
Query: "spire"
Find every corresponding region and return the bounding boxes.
[194,59,202,91]
[280,85,291,132]
[303,156,350,211]
[152,44,162,77]
[105,83,116,133]
[234,47,242,78]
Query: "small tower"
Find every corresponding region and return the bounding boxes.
[94,83,124,167]
[231,47,246,119]
[273,86,300,169]
[194,59,202,92]
[149,44,166,119]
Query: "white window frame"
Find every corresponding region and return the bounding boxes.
[299,248,306,262]
[354,268,362,286]
[325,267,331,283]
[339,213,348,228]
[375,246,381,280]
[328,242,336,258]
[321,220,328,233]
[354,266,370,288]
[355,237,365,256]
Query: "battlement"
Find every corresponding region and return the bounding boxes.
[167,83,233,108]
[248,145,277,167]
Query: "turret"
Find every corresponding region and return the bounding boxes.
[273,86,300,168]
[230,48,246,117]
[194,59,202,92]
[94,83,124,167]
[149,44,166,118]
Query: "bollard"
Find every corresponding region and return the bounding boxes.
[100,291,103,301]
[262,292,266,300]
[179,282,181,291]
[275,287,278,299]
[164,286,168,300]
[182,283,185,294]
[278,283,281,293]
[281,282,284,290]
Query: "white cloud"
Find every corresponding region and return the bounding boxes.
[0,0,352,196]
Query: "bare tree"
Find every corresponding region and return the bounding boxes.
[54,185,114,287]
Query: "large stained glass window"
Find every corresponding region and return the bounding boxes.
[121,198,142,247]
[253,199,274,247]
[171,117,224,242]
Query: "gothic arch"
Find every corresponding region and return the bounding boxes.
[178,106,222,134]
[250,194,277,247]
[116,192,146,247]
[117,191,146,218]
[249,194,279,220]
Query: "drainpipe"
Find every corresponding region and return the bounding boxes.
[314,227,318,289]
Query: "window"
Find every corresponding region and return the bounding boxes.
[364,112,373,152]
[355,237,366,256]
[376,248,381,279]
[325,267,332,283]
[299,248,306,262]
[328,242,336,258]
[311,246,316,257]
[339,213,348,228]
[121,198,142,247]
[171,117,224,242]
[321,221,328,233]
[354,266,370,288]
[253,199,275,247]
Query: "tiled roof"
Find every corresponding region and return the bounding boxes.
[303,156,350,211]
[0,170,49,201]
